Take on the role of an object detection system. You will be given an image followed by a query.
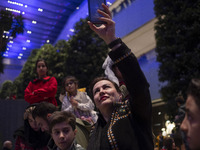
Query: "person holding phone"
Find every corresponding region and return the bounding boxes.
[87,3,154,150]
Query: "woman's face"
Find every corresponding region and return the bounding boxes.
[36,61,47,78]
[28,114,39,131]
[93,80,121,111]
[65,79,77,94]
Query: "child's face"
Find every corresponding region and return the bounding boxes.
[51,122,76,150]
[35,116,49,132]
[65,79,77,94]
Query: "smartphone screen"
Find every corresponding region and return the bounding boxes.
[88,0,106,24]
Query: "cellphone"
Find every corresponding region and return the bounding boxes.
[88,0,106,24]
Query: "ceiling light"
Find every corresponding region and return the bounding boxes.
[9,41,13,43]
[3,31,9,34]
[76,7,79,10]
[25,5,27,8]
[19,53,23,56]
[27,31,32,34]
[9,36,13,39]
[107,2,112,5]
[22,47,26,50]
[26,40,30,43]
[18,56,22,59]
[3,54,8,57]
[7,48,9,50]
[8,0,23,6]
[46,40,50,43]
[22,12,25,14]
[69,29,74,32]
[5,7,20,13]
[32,20,37,24]
[38,8,43,12]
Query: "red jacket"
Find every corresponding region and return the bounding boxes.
[24,76,57,106]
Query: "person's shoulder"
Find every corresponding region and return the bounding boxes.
[74,143,85,150]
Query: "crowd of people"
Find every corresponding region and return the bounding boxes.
[2,3,200,150]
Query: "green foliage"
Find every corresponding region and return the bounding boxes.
[65,18,108,88]
[154,0,200,119]
[0,80,16,99]
[0,10,24,73]
[14,17,108,102]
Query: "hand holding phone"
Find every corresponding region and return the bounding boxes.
[88,0,106,24]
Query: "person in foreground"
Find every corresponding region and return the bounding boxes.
[48,111,85,150]
[32,102,91,149]
[87,3,153,150]
[181,78,200,150]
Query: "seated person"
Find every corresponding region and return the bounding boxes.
[61,76,97,124]
[32,102,91,149]
[13,105,50,150]
[48,111,85,150]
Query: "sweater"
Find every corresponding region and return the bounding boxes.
[24,76,57,106]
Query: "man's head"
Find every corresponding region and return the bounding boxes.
[32,102,57,132]
[181,78,200,150]
[3,141,12,150]
[49,111,77,150]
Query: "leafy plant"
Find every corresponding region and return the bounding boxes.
[154,0,200,120]
[0,10,24,73]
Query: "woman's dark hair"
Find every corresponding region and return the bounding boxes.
[60,76,79,95]
[187,78,200,109]
[32,102,57,121]
[13,104,50,149]
[89,76,121,99]
[35,58,48,75]
[163,137,174,150]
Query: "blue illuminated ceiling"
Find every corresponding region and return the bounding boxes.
[0,0,85,60]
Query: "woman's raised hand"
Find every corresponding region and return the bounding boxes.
[88,3,117,44]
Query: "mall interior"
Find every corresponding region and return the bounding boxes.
[0,0,174,147]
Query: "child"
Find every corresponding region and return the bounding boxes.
[48,111,85,150]
[32,102,91,149]
[61,76,97,123]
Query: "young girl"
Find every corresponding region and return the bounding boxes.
[61,76,97,123]
[24,58,57,106]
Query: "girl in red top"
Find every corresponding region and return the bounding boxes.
[24,58,57,106]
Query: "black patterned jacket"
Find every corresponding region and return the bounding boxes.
[87,42,154,150]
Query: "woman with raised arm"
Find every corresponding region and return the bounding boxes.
[87,4,154,150]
